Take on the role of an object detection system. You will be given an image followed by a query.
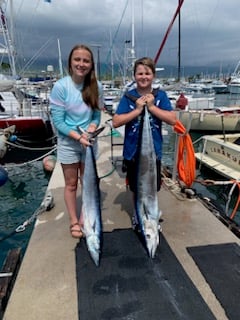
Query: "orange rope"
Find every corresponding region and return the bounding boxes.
[173,120,196,187]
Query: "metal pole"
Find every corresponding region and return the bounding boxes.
[57,38,63,78]
[177,0,181,82]
[97,46,101,80]
[131,0,135,77]
[90,44,101,80]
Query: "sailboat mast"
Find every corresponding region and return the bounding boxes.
[154,0,184,65]
[7,0,16,76]
[57,38,63,78]
[177,0,181,82]
[109,30,114,88]
[0,0,16,77]
[131,0,135,76]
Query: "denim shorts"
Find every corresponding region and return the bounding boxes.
[57,135,98,164]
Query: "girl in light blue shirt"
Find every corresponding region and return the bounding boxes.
[50,44,104,239]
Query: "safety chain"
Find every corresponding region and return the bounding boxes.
[15,191,54,233]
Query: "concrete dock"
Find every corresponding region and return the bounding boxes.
[3,111,240,320]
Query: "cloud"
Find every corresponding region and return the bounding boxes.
[4,0,240,75]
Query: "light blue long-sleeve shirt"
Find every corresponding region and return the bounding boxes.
[49,76,103,137]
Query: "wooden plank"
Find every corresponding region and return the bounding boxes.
[0,248,22,317]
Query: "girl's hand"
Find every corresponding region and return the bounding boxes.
[79,133,91,147]
[87,123,97,133]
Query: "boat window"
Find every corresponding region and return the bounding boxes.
[0,102,5,112]
[233,137,240,145]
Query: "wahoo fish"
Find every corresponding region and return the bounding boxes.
[80,126,105,266]
[134,108,161,258]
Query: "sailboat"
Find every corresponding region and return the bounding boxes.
[0,0,56,164]
[103,0,136,114]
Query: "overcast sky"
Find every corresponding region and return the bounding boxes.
[3,0,240,74]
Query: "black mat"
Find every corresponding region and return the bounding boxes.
[75,229,215,320]
[187,243,240,320]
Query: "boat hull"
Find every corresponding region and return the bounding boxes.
[178,110,240,132]
[0,117,55,164]
[228,84,240,94]
[195,133,240,179]
[0,117,53,138]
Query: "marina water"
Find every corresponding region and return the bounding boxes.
[0,161,51,268]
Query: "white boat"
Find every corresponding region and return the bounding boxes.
[0,1,55,163]
[103,87,122,114]
[211,80,229,94]
[0,77,15,91]
[0,89,55,164]
[228,60,240,94]
[195,133,240,180]
[183,82,214,95]
[228,77,240,94]
[168,91,215,110]
[177,106,240,133]
[168,88,240,132]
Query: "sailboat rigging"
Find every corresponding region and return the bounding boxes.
[0,0,16,77]
[154,0,184,67]
[0,0,56,164]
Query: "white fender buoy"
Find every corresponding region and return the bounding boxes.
[0,134,7,159]
[43,155,57,172]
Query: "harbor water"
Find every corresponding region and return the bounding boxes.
[0,161,51,268]
[0,93,240,270]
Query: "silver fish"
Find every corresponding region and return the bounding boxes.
[82,143,102,266]
[135,108,161,258]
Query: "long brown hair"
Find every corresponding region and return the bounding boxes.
[68,44,99,110]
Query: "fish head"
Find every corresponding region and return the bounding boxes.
[86,234,101,266]
[143,219,159,258]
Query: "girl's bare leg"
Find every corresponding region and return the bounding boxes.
[62,163,83,238]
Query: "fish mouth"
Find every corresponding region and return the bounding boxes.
[146,235,159,258]
[144,219,160,258]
